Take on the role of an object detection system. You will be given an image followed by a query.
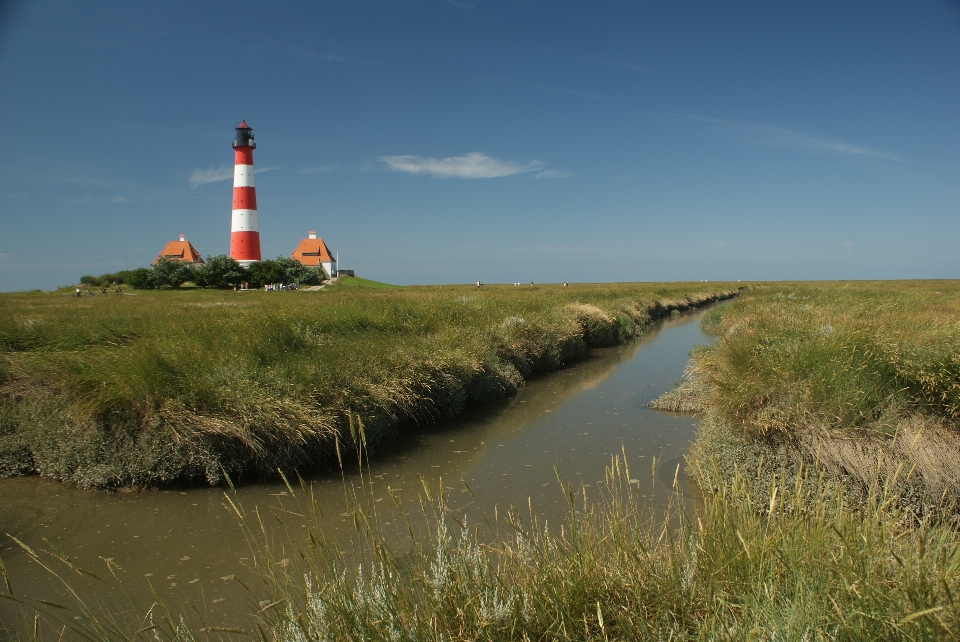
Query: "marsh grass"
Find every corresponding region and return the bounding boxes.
[5,440,960,641]
[688,281,960,436]
[0,283,740,488]
[253,452,960,640]
[660,280,960,516]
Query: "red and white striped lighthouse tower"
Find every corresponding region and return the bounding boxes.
[229,120,261,265]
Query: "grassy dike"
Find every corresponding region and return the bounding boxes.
[0,281,741,489]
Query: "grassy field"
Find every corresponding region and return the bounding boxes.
[0,281,742,489]
[653,280,960,516]
[5,280,960,640]
[325,275,403,290]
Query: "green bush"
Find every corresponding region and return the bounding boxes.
[150,256,194,288]
[245,256,317,288]
[246,259,284,288]
[125,267,153,289]
[78,270,133,287]
[193,254,247,289]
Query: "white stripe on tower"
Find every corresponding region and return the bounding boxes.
[233,163,255,187]
[231,209,258,231]
[229,120,261,265]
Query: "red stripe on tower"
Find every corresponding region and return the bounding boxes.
[229,121,261,265]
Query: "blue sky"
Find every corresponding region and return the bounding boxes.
[2,0,960,290]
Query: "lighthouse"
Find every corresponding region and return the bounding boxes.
[229,121,261,265]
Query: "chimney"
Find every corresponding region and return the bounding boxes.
[308,231,317,239]
[179,234,185,241]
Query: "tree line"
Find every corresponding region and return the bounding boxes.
[80,255,326,290]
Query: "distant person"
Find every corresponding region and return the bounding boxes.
[477,280,481,289]
[530,281,534,288]
[563,281,568,287]
[101,287,107,295]
[75,287,81,298]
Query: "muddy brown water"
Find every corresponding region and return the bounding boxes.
[0,309,712,631]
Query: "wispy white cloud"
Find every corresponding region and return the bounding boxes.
[66,194,131,205]
[289,45,383,67]
[5,160,182,205]
[0,261,131,268]
[531,83,616,102]
[189,165,233,188]
[683,115,903,162]
[443,0,475,13]
[189,165,277,188]
[535,169,575,179]
[571,54,657,75]
[380,153,545,178]
[600,59,655,74]
[481,77,616,102]
[298,164,336,174]
[68,195,97,205]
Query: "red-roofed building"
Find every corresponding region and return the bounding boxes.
[152,235,205,265]
[290,231,337,278]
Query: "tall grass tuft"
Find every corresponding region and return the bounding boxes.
[254,451,960,640]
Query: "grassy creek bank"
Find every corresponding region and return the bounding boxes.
[0,282,742,489]
[6,282,960,641]
[653,280,960,518]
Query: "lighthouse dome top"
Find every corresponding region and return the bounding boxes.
[233,121,255,149]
